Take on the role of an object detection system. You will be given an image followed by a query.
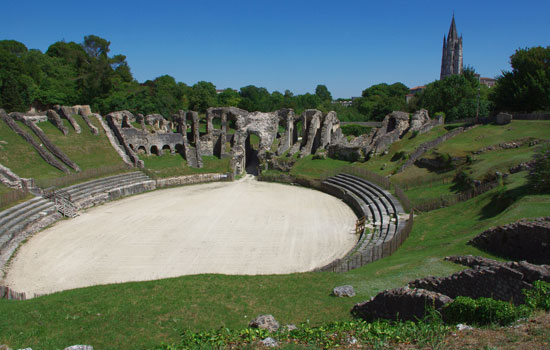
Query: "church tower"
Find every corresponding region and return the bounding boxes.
[440,15,463,80]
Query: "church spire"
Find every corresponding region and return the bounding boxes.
[440,14,463,80]
[448,14,458,40]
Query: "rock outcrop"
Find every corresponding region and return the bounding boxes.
[249,314,280,332]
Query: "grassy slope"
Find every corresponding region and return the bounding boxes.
[141,154,231,178]
[38,116,124,173]
[1,121,550,349]
[0,118,64,180]
[0,116,125,182]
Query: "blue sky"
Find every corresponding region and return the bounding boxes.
[3,0,549,98]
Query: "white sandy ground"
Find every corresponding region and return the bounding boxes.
[3,176,357,296]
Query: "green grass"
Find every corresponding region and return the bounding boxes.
[434,120,550,157]
[0,119,65,180]
[359,125,449,176]
[142,153,231,178]
[289,155,352,179]
[0,117,125,183]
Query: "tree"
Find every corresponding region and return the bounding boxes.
[188,81,217,112]
[416,71,491,122]
[315,84,332,102]
[82,35,111,58]
[491,46,550,112]
[353,82,409,120]
[217,88,241,107]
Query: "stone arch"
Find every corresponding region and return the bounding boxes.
[162,144,171,155]
[151,145,161,156]
[175,143,184,154]
[137,146,147,154]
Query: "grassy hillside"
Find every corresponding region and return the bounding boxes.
[0,116,127,186]
[0,120,549,349]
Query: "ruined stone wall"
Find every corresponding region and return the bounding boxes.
[1,110,70,173]
[155,173,230,188]
[469,217,550,264]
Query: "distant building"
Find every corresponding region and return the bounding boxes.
[216,89,238,94]
[479,77,496,88]
[406,85,426,103]
[440,15,463,80]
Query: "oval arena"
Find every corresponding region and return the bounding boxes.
[3,176,357,296]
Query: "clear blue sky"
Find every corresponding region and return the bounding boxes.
[3,0,549,98]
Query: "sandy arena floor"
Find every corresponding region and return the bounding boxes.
[3,176,357,296]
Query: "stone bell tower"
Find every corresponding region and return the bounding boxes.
[440,15,463,80]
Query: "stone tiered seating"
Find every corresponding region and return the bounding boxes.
[321,173,407,272]
[62,171,155,209]
[0,196,59,268]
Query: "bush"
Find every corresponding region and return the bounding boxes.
[391,151,407,162]
[340,124,372,137]
[442,296,531,326]
[528,143,550,193]
[524,280,550,311]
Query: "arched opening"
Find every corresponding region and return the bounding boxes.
[175,143,184,154]
[386,117,397,133]
[129,144,134,151]
[245,132,260,176]
[162,145,171,155]
[137,146,147,154]
[151,145,161,156]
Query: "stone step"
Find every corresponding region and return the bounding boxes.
[0,196,42,222]
[0,197,51,230]
[0,201,55,249]
[338,173,404,214]
[322,180,374,222]
[335,174,395,216]
[64,172,147,197]
[325,177,384,225]
[69,174,150,201]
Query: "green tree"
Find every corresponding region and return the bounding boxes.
[217,88,241,107]
[315,84,332,102]
[416,71,490,122]
[188,81,217,112]
[491,46,550,112]
[353,82,408,120]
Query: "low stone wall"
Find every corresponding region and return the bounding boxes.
[352,287,452,321]
[469,217,550,264]
[353,255,550,321]
[155,173,230,188]
[107,181,157,201]
[410,264,532,305]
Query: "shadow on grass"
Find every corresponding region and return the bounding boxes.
[480,184,531,219]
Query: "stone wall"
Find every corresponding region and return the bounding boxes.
[469,217,550,264]
[352,287,452,321]
[353,255,550,321]
[155,173,230,188]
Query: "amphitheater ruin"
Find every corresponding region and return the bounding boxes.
[0,105,423,299]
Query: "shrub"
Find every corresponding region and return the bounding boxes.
[391,151,407,162]
[528,143,550,193]
[524,280,550,311]
[340,124,372,137]
[442,296,531,326]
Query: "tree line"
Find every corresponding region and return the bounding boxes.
[1,35,548,122]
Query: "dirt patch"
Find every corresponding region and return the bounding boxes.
[3,176,357,296]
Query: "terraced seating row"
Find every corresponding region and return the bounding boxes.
[0,195,60,272]
[62,171,155,209]
[320,173,409,272]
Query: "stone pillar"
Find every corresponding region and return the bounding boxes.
[189,111,200,145]
[220,112,227,157]
[206,112,214,135]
